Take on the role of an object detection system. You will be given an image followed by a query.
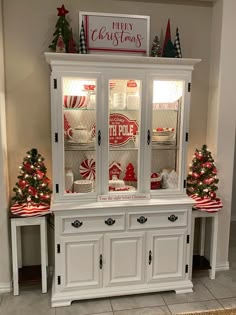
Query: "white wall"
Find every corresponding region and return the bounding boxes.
[2,0,212,267]
[0,0,11,291]
[207,0,236,268]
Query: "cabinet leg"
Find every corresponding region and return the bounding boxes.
[209,215,218,279]
[189,214,196,280]
[40,218,47,293]
[199,217,206,256]
[11,220,19,295]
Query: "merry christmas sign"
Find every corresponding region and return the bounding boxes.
[109,113,138,146]
[80,12,150,55]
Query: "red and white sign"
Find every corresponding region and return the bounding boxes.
[109,113,138,146]
[80,12,150,55]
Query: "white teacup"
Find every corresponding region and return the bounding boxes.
[67,126,91,143]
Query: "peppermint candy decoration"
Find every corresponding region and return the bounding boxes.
[80,159,96,180]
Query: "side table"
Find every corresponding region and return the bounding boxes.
[10,215,48,295]
[189,209,219,280]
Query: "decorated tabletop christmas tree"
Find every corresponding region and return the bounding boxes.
[11,148,52,216]
[187,144,223,211]
[150,35,162,57]
[49,4,71,52]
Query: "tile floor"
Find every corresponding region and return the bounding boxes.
[0,222,236,315]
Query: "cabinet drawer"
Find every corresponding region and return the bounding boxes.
[128,210,188,230]
[61,214,125,234]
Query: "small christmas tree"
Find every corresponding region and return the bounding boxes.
[123,163,137,182]
[68,29,77,53]
[187,144,219,199]
[12,148,52,208]
[162,19,176,58]
[150,35,162,57]
[49,4,71,52]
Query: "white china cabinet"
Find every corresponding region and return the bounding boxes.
[45,52,200,307]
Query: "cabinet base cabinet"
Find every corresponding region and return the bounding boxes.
[51,203,193,307]
[51,278,193,307]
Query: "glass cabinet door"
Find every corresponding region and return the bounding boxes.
[151,80,184,192]
[62,77,97,195]
[107,79,141,194]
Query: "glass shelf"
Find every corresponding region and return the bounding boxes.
[152,143,178,150]
[64,108,96,111]
[110,109,139,112]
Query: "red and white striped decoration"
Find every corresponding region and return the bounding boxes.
[11,203,50,217]
[80,159,96,180]
[190,194,223,212]
[63,95,87,108]
[64,114,72,138]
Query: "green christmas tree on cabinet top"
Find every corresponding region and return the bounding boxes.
[49,4,71,52]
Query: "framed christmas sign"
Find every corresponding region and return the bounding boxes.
[79,11,150,55]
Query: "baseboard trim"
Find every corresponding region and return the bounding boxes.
[0,282,12,293]
[216,261,230,271]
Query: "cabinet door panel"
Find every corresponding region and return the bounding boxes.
[149,78,185,194]
[147,229,186,282]
[104,232,145,286]
[61,235,102,290]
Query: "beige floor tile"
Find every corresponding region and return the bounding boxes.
[161,279,215,305]
[56,298,112,315]
[218,297,236,309]
[0,290,54,315]
[200,270,236,299]
[111,293,165,311]
[114,305,170,315]
[168,299,223,314]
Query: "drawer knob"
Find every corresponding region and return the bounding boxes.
[137,216,148,224]
[71,220,83,228]
[105,218,116,226]
[168,214,178,222]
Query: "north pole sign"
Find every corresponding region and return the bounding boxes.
[109,113,138,146]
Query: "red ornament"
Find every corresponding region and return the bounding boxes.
[203,162,212,168]
[36,170,44,180]
[212,167,217,174]
[193,172,200,179]
[57,4,69,16]
[43,177,50,185]
[24,162,32,172]
[195,153,203,160]
[210,192,216,199]
[19,179,27,189]
[28,186,37,196]
[203,178,211,185]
